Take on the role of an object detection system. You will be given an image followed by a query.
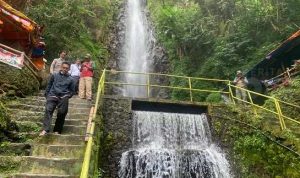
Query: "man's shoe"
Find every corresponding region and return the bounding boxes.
[39,130,48,136]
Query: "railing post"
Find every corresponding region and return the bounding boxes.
[228,82,236,104]
[80,122,95,178]
[188,77,193,102]
[247,90,257,116]
[274,98,286,130]
[147,74,150,98]
[102,69,106,95]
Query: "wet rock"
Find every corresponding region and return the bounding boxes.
[106,0,170,99]
[100,96,132,178]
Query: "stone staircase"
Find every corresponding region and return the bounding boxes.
[0,92,91,177]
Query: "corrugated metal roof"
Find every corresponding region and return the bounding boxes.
[246,29,300,80]
[0,0,38,35]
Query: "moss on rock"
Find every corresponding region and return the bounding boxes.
[16,121,40,133]
[0,156,23,176]
[0,63,40,97]
[0,142,31,156]
[210,104,300,178]
[0,101,18,142]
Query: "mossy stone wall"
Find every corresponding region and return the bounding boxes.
[99,96,132,178]
[0,63,40,96]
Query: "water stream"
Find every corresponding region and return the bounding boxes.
[119,111,232,178]
[121,0,152,97]
[119,0,231,177]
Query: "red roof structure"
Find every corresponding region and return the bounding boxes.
[0,0,45,70]
[0,0,40,44]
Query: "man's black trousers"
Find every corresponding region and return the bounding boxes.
[43,96,69,133]
[72,76,80,94]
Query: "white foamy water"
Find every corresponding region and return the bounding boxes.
[119,111,232,178]
[121,0,153,97]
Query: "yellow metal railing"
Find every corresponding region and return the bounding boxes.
[105,70,230,102]
[80,69,299,177]
[104,70,299,131]
[228,84,300,130]
[80,69,106,178]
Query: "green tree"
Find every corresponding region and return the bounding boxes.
[26,0,120,66]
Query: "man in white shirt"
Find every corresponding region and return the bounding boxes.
[69,59,81,94]
[50,51,67,74]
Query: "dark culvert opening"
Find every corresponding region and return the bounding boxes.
[132,100,207,114]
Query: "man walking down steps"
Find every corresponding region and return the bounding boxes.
[40,61,75,136]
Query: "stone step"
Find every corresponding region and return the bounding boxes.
[17,98,91,108]
[8,109,89,119]
[13,173,78,178]
[8,108,44,116]
[63,119,88,126]
[36,134,85,145]
[15,121,40,133]
[35,94,87,100]
[16,118,87,127]
[12,114,88,122]
[29,96,91,104]
[7,104,91,114]
[0,156,24,176]
[0,90,88,177]
[14,116,43,122]
[15,121,86,135]
[36,91,80,98]
[58,125,86,135]
[20,156,82,175]
[10,101,91,108]
[31,144,84,158]
[0,143,31,156]
[9,132,39,142]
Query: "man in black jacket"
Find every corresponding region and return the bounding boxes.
[40,62,75,136]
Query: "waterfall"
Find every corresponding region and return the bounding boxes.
[119,111,232,178]
[118,1,231,176]
[121,0,153,98]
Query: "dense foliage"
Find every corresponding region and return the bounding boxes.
[234,132,300,178]
[148,0,300,101]
[263,76,300,136]
[26,0,121,66]
[211,105,300,178]
[147,1,300,177]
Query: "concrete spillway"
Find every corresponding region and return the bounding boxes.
[119,111,232,178]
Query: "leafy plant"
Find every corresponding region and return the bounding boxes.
[26,0,120,67]
[206,93,222,103]
[148,0,300,101]
[211,105,300,178]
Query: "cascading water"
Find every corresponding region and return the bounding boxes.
[119,111,232,178]
[121,0,153,97]
[118,0,231,177]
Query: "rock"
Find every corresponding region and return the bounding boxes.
[0,63,40,96]
[7,90,16,97]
